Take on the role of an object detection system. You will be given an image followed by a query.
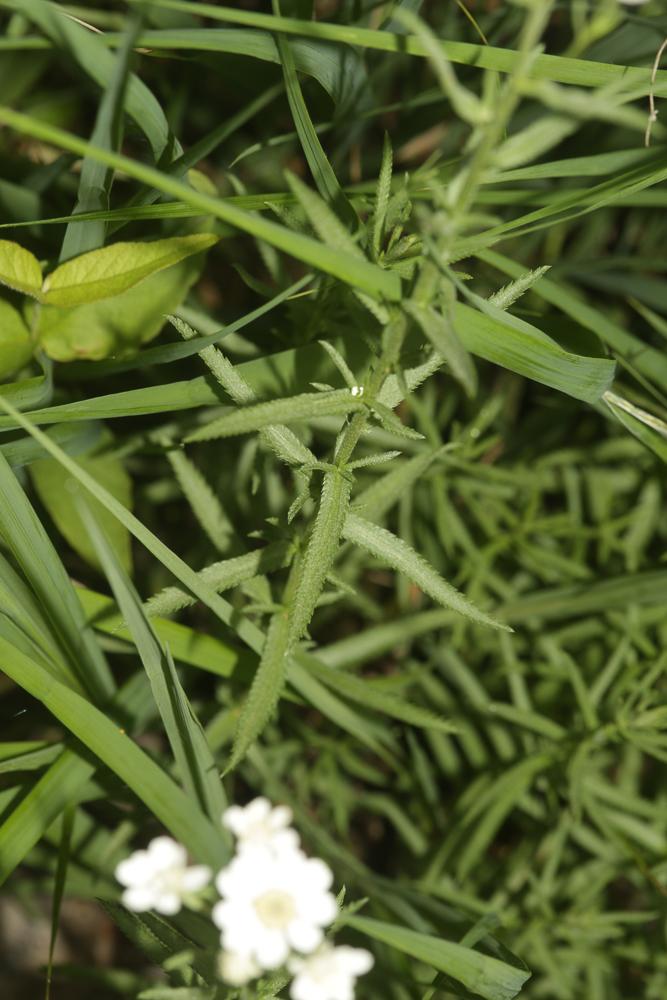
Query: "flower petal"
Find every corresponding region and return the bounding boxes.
[154,892,182,916]
[288,919,323,954]
[219,950,261,986]
[115,852,149,887]
[121,886,157,912]
[338,946,374,975]
[254,929,290,969]
[148,836,186,869]
[182,864,212,892]
[304,857,334,891]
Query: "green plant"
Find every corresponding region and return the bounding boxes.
[1,2,666,999]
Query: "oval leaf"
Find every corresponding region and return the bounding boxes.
[41,233,218,307]
[0,298,33,378]
[0,239,42,298]
[37,255,204,362]
[30,444,133,573]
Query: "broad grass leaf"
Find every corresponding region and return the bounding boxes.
[41,234,218,307]
[37,255,205,362]
[0,422,102,468]
[406,300,477,397]
[343,512,508,631]
[479,248,667,392]
[0,742,62,775]
[129,29,367,113]
[0,671,156,887]
[0,394,269,662]
[46,803,75,996]
[453,301,615,404]
[0,552,73,684]
[0,239,42,297]
[603,391,667,464]
[344,914,530,1000]
[31,441,133,573]
[0,333,436,429]
[138,1,667,95]
[0,298,33,378]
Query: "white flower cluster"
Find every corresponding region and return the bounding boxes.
[115,798,373,1000]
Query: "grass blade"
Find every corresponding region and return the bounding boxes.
[0,107,401,303]
[77,497,226,822]
[344,914,530,1000]
[0,635,227,869]
[0,451,114,703]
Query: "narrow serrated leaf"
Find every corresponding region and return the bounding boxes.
[166,447,231,553]
[373,132,393,258]
[343,513,508,630]
[288,469,353,645]
[186,390,364,443]
[226,610,290,772]
[488,264,551,310]
[145,543,293,619]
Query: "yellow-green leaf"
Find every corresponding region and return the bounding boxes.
[41,233,218,307]
[0,240,42,298]
[0,299,33,378]
[31,446,133,573]
[36,254,204,362]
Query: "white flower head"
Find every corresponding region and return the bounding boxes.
[289,944,374,1000]
[219,949,262,986]
[115,836,211,915]
[350,385,364,397]
[213,845,338,970]
[222,796,299,854]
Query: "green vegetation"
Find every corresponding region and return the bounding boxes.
[0,1,666,998]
